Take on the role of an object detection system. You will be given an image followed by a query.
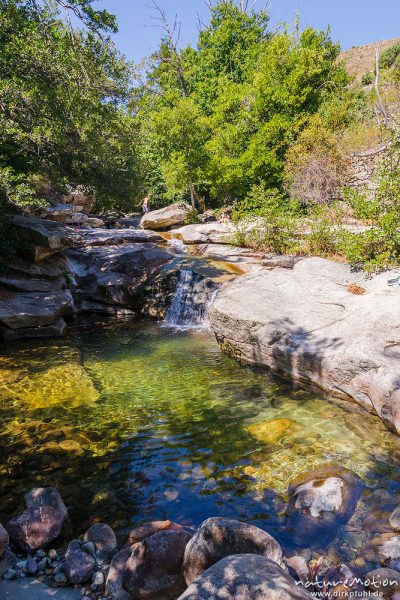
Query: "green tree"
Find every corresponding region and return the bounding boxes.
[152,97,210,209]
[0,0,143,210]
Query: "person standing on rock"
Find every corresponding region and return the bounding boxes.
[142,194,151,214]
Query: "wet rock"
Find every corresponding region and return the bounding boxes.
[0,289,74,331]
[127,520,183,545]
[63,540,95,585]
[286,555,309,583]
[105,547,134,600]
[141,202,192,231]
[245,418,300,444]
[7,487,68,553]
[286,464,363,546]
[210,257,400,434]
[178,554,313,600]
[365,568,400,598]
[390,507,400,531]
[0,551,17,578]
[183,517,283,586]
[84,523,117,562]
[0,524,9,557]
[380,536,400,560]
[123,529,191,600]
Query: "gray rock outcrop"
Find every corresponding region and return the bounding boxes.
[210,257,400,433]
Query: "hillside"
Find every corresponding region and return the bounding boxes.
[340,37,400,80]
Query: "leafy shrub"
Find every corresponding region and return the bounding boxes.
[340,133,400,270]
[232,212,298,254]
[232,184,289,221]
[0,166,47,258]
[361,72,374,86]
[379,44,400,69]
[232,184,301,253]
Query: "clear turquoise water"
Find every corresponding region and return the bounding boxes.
[1,317,400,559]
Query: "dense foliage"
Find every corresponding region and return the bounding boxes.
[0,0,398,269]
[0,0,144,211]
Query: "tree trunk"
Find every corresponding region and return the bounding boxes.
[189,181,196,211]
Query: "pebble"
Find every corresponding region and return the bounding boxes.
[37,558,47,571]
[92,571,104,586]
[48,549,58,560]
[15,560,27,571]
[82,541,96,556]
[36,549,46,559]
[26,557,38,575]
[3,568,18,580]
[54,563,64,575]
[54,572,68,583]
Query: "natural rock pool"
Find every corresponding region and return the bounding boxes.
[1,317,400,565]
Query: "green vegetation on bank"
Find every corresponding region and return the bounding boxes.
[0,0,399,269]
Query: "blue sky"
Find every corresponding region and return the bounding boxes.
[96,0,400,62]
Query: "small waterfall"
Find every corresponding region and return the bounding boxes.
[163,270,219,330]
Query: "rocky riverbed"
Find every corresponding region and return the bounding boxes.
[1,202,400,598]
[2,483,400,600]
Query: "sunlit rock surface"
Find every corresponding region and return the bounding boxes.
[178,554,313,600]
[210,257,400,434]
[141,202,192,230]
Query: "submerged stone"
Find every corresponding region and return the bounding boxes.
[2,363,99,409]
[245,418,300,444]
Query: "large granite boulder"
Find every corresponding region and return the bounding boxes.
[67,243,174,309]
[11,216,79,261]
[210,257,400,433]
[7,487,68,552]
[178,554,313,600]
[141,202,192,230]
[286,464,363,546]
[168,223,232,244]
[123,529,192,600]
[183,517,283,586]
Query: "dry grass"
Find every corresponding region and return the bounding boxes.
[340,38,400,81]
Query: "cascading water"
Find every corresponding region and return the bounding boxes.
[163,269,219,329]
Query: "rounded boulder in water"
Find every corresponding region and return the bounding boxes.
[285,464,363,547]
